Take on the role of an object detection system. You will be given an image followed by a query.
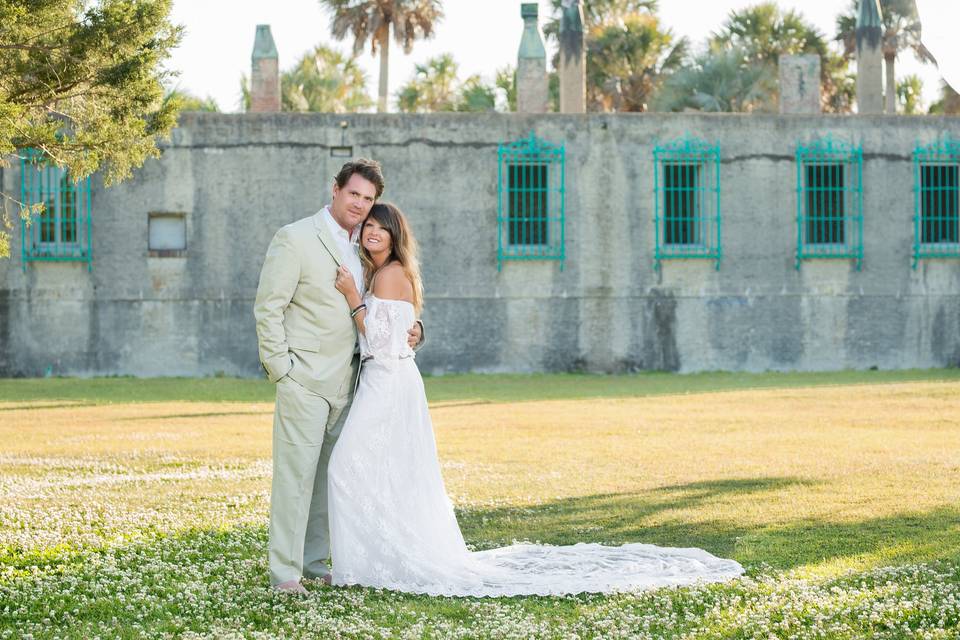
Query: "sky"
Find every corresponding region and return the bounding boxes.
[166,0,958,113]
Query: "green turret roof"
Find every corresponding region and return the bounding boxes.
[518,3,545,60]
[252,24,278,61]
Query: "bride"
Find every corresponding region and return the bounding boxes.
[329,203,743,597]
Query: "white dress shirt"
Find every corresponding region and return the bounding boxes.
[321,206,365,295]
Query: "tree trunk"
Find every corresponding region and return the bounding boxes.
[378,33,389,113]
[884,52,896,114]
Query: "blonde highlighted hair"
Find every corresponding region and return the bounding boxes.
[359,202,424,314]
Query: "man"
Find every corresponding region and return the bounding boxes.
[254,159,422,594]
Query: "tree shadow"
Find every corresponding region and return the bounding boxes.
[115,410,272,421]
[6,480,960,635]
[457,477,960,571]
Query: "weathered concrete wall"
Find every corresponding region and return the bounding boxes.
[1,112,958,376]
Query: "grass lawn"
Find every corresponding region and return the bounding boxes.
[2,369,960,639]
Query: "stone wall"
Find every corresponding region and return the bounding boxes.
[1,112,958,376]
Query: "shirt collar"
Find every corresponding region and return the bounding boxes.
[322,206,360,244]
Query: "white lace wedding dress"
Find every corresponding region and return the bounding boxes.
[327,295,744,596]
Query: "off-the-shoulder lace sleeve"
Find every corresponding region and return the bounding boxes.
[361,298,415,369]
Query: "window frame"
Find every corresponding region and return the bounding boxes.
[652,136,722,271]
[912,137,960,268]
[795,136,863,270]
[19,149,92,271]
[496,132,566,270]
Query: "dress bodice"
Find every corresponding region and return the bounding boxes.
[358,294,416,365]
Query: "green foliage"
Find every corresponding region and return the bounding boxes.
[319,0,444,111]
[652,47,777,113]
[835,0,934,113]
[896,73,923,114]
[655,2,851,113]
[396,53,458,112]
[834,0,933,63]
[396,53,499,113]
[586,13,688,111]
[165,89,220,113]
[716,2,853,113]
[928,81,960,115]
[544,0,659,42]
[320,0,444,56]
[710,2,828,64]
[0,0,183,258]
[457,76,496,112]
[495,66,517,112]
[545,0,678,111]
[280,46,373,113]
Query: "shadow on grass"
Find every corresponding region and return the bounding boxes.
[5,483,960,636]
[458,478,960,571]
[0,402,93,411]
[115,410,273,421]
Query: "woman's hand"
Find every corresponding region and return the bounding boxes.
[335,265,361,308]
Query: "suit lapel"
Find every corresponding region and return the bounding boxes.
[313,209,343,266]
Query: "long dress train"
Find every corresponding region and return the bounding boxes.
[328,295,743,597]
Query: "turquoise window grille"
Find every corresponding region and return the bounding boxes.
[795,136,863,270]
[20,149,92,270]
[912,137,960,267]
[652,136,721,270]
[497,132,565,270]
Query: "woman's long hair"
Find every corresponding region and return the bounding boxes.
[359,202,424,314]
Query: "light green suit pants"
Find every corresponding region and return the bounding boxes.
[268,369,354,585]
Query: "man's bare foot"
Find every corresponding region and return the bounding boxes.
[273,579,308,595]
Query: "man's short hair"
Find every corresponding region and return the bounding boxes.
[335,158,385,199]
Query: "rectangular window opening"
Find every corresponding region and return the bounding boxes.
[804,162,845,245]
[148,212,187,255]
[920,163,959,244]
[22,156,89,261]
[507,162,548,246]
[663,162,700,246]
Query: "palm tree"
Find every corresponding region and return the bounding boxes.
[319,0,443,113]
[395,53,497,112]
[586,13,688,111]
[835,0,934,113]
[396,53,458,112]
[652,46,778,113]
[281,45,373,113]
[544,0,658,40]
[458,76,496,112]
[895,73,923,114]
[495,66,517,112]
[709,2,852,113]
[543,0,667,110]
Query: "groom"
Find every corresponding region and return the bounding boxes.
[254,158,421,594]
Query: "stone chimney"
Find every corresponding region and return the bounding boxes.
[778,54,821,114]
[856,0,884,115]
[559,0,585,113]
[517,3,548,113]
[250,24,280,112]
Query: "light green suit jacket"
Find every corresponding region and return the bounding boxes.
[254,211,358,400]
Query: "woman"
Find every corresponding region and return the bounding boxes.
[329,203,743,596]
